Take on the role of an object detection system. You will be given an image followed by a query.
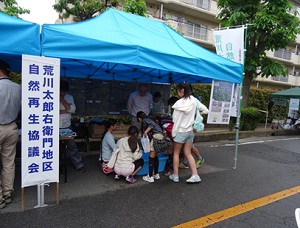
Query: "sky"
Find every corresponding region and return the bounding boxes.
[17,0,58,25]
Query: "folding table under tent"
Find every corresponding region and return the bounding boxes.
[0,12,40,72]
[41,9,243,84]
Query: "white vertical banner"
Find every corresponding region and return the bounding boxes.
[207,80,234,124]
[21,55,60,188]
[213,27,245,118]
[213,27,245,64]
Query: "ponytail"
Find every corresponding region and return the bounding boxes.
[127,126,139,152]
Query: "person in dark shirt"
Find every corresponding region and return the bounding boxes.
[137,111,165,183]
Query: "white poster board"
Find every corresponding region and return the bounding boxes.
[21,55,60,188]
[230,83,239,117]
[289,98,299,110]
[288,98,299,119]
[207,80,234,124]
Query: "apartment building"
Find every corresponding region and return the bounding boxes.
[144,0,300,90]
[54,0,300,89]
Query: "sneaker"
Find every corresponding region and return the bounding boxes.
[126,176,137,183]
[196,158,204,169]
[169,174,179,183]
[3,194,11,204]
[114,175,120,180]
[186,175,201,183]
[163,169,173,176]
[0,198,5,209]
[143,175,154,183]
[153,173,160,180]
[179,162,189,169]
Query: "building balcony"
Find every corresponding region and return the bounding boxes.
[164,19,215,48]
[265,50,299,67]
[255,74,300,87]
[147,0,220,22]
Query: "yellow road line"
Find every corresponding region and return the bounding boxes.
[173,185,300,228]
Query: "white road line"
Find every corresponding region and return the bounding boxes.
[221,137,300,147]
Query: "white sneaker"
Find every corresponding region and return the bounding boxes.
[169,174,179,183]
[153,173,160,180]
[186,175,201,183]
[143,175,154,183]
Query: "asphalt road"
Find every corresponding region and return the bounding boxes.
[1,135,300,228]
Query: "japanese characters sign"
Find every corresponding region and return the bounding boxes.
[213,27,245,65]
[21,55,60,188]
[213,27,245,119]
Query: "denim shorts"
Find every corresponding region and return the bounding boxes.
[173,131,194,144]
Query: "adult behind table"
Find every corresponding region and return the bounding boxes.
[127,83,153,129]
[0,60,21,209]
[149,91,164,117]
[60,80,85,173]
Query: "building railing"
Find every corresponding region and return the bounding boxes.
[256,73,300,87]
[273,49,292,60]
[179,0,211,10]
[271,75,289,83]
[178,23,208,40]
[164,19,215,45]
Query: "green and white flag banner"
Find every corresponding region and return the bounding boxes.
[211,27,245,119]
[213,27,245,65]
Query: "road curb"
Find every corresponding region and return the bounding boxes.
[195,129,300,142]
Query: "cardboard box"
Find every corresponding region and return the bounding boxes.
[88,124,105,138]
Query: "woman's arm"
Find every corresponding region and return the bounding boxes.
[143,127,152,136]
[132,146,142,161]
[197,100,209,115]
[107,134,117,150]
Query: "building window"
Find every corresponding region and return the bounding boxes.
[272,75,288,82]
[179,0,210,11]
[186,22,207,40]
[274,49,292,60]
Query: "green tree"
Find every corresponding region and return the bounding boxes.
[123,0,146,16]
[54,0,146,22]
[1,0,29,17]
[53,0,112,21]
[217,0,300,108]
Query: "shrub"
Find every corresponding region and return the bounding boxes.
[240,107,262,131]
[229,107,263,131]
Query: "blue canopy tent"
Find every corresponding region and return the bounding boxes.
[0,12,40,72]
[41,9,242,84]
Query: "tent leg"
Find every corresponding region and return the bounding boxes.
[233,83,242,170]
